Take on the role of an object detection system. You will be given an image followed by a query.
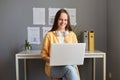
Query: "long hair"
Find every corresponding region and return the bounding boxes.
[50,9,72,31]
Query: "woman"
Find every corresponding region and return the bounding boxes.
[40,9,80,80]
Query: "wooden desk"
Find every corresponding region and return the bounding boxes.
[15,50,106,80]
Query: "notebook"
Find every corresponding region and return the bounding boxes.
[50,43,86,66]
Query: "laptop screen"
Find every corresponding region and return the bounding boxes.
[50,43,86,66]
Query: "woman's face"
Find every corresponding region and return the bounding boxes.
[57,12,68,30]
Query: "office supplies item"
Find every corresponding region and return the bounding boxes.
[81,31,88,50]
[88,31,94,52]
[50,43,86,66]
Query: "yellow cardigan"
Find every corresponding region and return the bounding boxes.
[40,31,80,78]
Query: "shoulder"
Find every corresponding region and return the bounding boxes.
[46,31,55,36]
[45,31,56,38]
[69,31,76,36]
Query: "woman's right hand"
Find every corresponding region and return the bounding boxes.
[42,56,50,63]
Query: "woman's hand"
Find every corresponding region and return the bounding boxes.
[42,56,50,63]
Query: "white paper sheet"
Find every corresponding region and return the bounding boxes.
[65,8,76,25]
[48,8,60,25]
[42,27,52,38]
[27,27,40,44]
[33,8,45,25]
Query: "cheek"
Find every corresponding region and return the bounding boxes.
[65,21,68,24]
[58,20,62,24]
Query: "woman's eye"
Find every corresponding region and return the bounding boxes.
[59,19,68,21]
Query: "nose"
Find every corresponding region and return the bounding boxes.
[61,19,67,23]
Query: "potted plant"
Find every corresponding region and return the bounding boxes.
[73,25,81,43]
[25,40,31,52]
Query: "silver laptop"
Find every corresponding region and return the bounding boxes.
[50,43,86,66]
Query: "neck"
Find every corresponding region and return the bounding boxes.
[57,29,66,33]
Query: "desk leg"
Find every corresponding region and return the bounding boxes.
[24,59,27,80]
[103,54,106,80]
[16,55,19,80]
[93,58,96,80]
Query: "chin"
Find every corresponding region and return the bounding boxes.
[60,25,66,28]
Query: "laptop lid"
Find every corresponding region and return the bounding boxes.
[50,43,86,66]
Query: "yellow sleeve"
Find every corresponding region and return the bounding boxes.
[40,33,50,58]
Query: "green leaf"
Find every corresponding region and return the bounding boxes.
[73,25,81,43]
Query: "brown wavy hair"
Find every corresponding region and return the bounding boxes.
[50,9,72,31]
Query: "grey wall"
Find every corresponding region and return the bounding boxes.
[0,0,107,80]
[107,0,120,80]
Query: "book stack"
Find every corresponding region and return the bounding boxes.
[80,31,94,52]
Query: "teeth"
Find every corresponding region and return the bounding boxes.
[61,24,65,26]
